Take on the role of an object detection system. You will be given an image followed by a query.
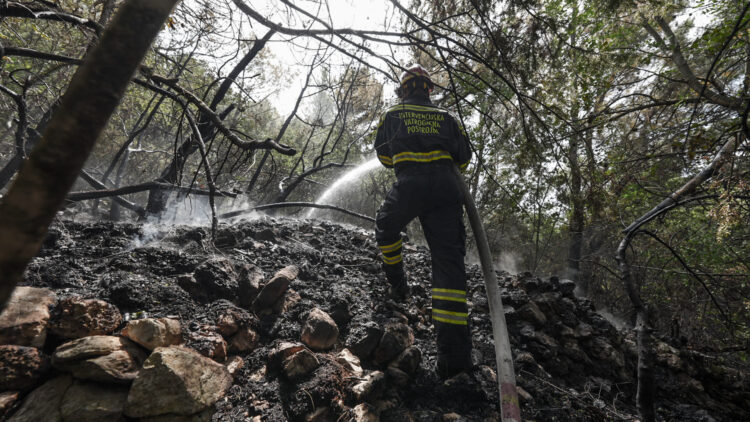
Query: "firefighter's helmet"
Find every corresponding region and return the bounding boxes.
[397,64,434,98]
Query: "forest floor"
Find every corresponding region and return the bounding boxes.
[10,216,749,421]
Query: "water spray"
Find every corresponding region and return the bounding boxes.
[453,166,521,422]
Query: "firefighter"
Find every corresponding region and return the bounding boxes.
[372,64,473,379]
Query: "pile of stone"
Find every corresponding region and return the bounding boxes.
[0,260,422,422]
[0,286,234,421]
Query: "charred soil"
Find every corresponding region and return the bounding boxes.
[9,217,749,421]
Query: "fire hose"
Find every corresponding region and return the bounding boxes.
[453,166,521,422]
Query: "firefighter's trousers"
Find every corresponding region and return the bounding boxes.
[375,163,472,376]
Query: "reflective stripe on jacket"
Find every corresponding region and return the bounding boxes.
[373,97,471,172]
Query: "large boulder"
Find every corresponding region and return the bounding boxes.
[52,336,146,384]
[49,297,122,340]
[121,318,182,350]
[7,375,73,422]
[0,345,50,390]
[301,308,339,351]
[60,381,128,422]
[253,266,298,312]
[0,286,57,347]
[124,347,232,418]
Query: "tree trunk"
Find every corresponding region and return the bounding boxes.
[0,0,179,311]
[144,30,274,217]
[566,136,584,283]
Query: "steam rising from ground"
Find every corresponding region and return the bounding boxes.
[132,192,261,248]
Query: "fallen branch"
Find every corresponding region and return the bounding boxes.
[79,170,146,218]
[219,202,375,223]
[67,182,236,202]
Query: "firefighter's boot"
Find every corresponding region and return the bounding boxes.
[383,262,409,301]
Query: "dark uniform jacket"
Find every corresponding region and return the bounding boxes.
[373,97,471,173]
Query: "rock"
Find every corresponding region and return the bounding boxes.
[373,323,414,365]
[0,345,50,390]
[557,278,577,297]
[346,321,383,359]
[0,391,19,419]
[301,308,339,351]
[188,329,227,362]
[49,297,122,340]
[60,381,128,422]
[282,348,319,380]
[228,325,259,354]
[124,347,232,418]
[442,412,467,422]
[268,341,306,369]
[225,355,244,376]
[328,299,353,328]
[350,371,386,401]
[7,375,72,422]
[141,408,214,422]
[585,337,624,368]
[254,228,277,241]
[386,366,410,387]
[518,302,547,327]
[122,318,182,350]
[253,265,299,312]
[575,322,593,338]
[216,310,242,337]
[336,348,363,376]
[53,335,128,362]
[0,286,57,347]
[390,346,421,374]
[177,275,203,299]
[351,403,379,422]
[52,336,146,384]
[238,267,263,308]
[272,288,301,314]
[193,258,239,301]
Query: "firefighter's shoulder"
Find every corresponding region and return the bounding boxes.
[386,103,448,114]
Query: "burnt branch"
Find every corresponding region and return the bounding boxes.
[220,202,375,223]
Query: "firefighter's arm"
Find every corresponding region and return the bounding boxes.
[373,113,393,168]
[452,116,472,172]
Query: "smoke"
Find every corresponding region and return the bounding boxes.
[495,251,519,274]
[597,308,629,330]
[130,192,261,248]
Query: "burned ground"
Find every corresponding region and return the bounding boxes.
[10,216,749,421]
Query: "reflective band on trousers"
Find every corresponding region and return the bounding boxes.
[432,288,466,303]
[382,254,402,265]
[432,308,468,325]
[378,239,402,253]
[393,150,452,164]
